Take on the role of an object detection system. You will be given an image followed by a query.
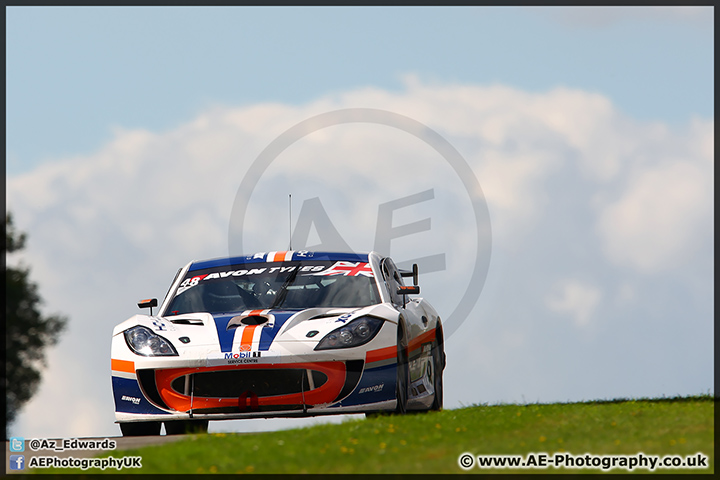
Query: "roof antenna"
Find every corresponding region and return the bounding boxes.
[288,194,292,250]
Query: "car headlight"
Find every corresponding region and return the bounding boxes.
[124,326,178,356]
[315,316,384,350]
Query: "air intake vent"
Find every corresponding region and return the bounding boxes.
[227,314,273,329]
[240,315,268,326]
[168,318,204,325]
[170,369,328,398]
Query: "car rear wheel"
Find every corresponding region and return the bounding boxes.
[119,421,161,436]
[164,420,209,435]
[430,325,445,411]
[395,324,409,414]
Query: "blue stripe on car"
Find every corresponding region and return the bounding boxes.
[188,252,370,272]
[212,314,238,353]
[258,311,295,351]
[331,363,397,407]
[212,310,295,352]
[112,377,171,415]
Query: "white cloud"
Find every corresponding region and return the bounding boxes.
[596,157,713,272]
[6,79,713,438]
[546,280,603,327]
[12,347,117,438]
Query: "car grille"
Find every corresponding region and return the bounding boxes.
[138,360,364,414]
[170,369,328,398]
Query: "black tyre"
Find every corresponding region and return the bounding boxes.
[364,411,386,419]
[395,323,409,414]
[164,420,209,435]
[430,324,445,411]
[119,421,161,437]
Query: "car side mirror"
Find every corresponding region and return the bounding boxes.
[399,263,420,287]
[138,298,158,316]
[397,285,419,309]
[397,286,420,295]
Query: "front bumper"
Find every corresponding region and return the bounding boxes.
[112,349,398,422]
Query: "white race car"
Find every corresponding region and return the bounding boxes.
[111,251,445,435]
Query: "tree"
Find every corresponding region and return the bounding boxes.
[4,212,67,436]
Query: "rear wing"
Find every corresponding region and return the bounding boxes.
[399,263,419,287]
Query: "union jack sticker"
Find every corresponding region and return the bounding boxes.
[313,261,374,277]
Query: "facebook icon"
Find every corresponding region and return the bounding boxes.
[10,455,25,470]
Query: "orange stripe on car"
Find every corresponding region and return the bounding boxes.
[111,359,135,373]
[240,325,259,351]
[366,328,436,364]
[408,328,437,354]
[366,346,396,363]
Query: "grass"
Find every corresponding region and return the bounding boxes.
[42,395,714,474]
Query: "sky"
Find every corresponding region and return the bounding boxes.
[5,6,714,439]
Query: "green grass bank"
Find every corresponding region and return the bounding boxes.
[43,395,714,474]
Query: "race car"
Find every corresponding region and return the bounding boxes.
[111,251,445,436]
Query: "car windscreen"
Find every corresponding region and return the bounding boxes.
[164,260,380,316]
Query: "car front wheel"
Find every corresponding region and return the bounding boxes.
[430,325,445,411]
[164,420,209,435]
[395,324,409,414]
[119,421,161,436]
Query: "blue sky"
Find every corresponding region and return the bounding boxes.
[5,6,714,441]
[6,6,713,174]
